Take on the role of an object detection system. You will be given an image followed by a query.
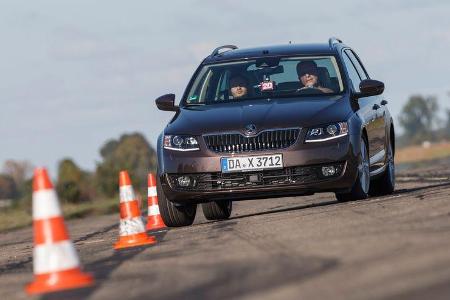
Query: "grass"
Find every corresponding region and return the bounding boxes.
[62,197,119,219]
[0,208,32,233]
[395,141,450,164]
[0,197,119,233]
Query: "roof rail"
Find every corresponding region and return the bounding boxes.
[328,37,343,49]
[211,45,238,57]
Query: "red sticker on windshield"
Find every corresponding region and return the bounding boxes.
[260,81,274,91]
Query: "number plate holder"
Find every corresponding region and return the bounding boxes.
[221,154,283,173]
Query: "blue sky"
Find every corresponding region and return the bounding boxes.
[1,0,450,174]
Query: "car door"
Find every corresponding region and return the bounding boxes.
[341,50,378,160]
[345,50,387,167]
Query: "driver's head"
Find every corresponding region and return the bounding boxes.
[297,61,319,87]
[229,75,249,99]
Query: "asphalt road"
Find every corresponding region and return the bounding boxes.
[1,162,450,300]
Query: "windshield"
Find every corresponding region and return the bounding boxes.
[184,56,344,106]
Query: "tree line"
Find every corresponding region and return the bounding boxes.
[0,132,157,204]
[398,94,450,146]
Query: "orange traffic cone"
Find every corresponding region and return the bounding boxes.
[26,168,94,295]
[114,171,156,250]
[146,174,166,231]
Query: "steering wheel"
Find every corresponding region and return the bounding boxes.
[296,87,326,95]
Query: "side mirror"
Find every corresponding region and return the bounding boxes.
[357,79,384,98]
[155,94,178,111]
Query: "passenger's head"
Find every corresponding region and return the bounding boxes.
[297,61,319,87]
[229,75,249,99]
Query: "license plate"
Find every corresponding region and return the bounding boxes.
[221,154,283,173]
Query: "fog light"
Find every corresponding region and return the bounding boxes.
[177,176,191,187]
[321,166,336,177]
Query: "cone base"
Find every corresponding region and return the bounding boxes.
[146,223,166,231]
[146,218,166,231]
[26,268,94,295]
[114,232,156,250]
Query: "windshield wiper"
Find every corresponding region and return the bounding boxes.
[184,103,205,106]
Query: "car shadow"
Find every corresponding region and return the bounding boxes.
[224,181,450,222]
[392,181,450,195]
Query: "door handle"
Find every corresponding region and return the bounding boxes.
[372,104,380,110]
[381,99,388,106]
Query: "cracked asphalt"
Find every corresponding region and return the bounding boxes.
[1,162,450,300]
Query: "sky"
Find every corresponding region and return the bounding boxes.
[1,0,450,175]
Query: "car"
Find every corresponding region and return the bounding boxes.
[155,37,395,227]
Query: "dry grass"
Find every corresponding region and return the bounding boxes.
[0,197,119,233]
[0,209,32,233]
[396,141,450,164]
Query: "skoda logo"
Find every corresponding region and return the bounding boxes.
[244,124,257,136]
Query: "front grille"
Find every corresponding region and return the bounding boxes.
[168,163,344,192]
[203,128,300,153]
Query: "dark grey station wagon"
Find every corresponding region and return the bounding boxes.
[155,37,395,227]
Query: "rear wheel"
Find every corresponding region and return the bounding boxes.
[369,142,395,196]
[336,136,370,202]
[202,200,232,221]
[157,177,197,227]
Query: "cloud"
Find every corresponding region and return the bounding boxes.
[187,41,216,61]
[50,27,127,61]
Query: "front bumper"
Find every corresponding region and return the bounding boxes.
[159,135,360,203]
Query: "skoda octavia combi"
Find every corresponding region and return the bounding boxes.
[155,38,395,227]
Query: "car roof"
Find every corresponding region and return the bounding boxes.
[203,42,346,64]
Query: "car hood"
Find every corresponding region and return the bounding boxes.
[165,95,353,135]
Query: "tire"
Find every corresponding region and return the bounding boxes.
[157,177,197,227]
[335,136,370,202]
[201,200,232,221]
[369,142,395,196]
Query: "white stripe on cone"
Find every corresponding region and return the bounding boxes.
[32,189,62,220]
[119,217,146,236]
[33,240,80,274]
[147,187,157,197]
[119,185,135,203]
[148,204,160,216]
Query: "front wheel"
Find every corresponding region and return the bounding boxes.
[336,136,370,202]
[202,200,232,221]
[157,177,197,227]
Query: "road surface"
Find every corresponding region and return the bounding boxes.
[1,162,450,300]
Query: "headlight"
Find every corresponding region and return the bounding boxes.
[305,122,348,143]
[163,135,200,151]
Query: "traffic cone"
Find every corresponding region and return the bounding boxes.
[26,168,94,295]
[146,174,166,231]
[114,171,156,250]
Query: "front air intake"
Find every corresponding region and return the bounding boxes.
[203,128,300,153]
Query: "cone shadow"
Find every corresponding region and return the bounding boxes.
[41,231,167,300]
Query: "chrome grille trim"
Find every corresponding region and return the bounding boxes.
[203,128,300,153]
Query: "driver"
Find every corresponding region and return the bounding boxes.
[296,61,333,93]
[229,75,250,99]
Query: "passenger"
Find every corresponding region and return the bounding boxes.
[229,75,249,99]
[296,61,333,93]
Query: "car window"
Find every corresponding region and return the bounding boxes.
[185,55,345,105]
[342,52,361,92]
[345,50,368,80]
